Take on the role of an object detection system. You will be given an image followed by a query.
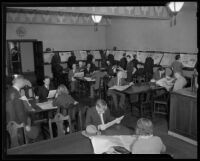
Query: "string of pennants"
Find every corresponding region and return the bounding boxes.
[43,50,197,68]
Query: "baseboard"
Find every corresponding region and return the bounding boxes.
[168,131,197,146]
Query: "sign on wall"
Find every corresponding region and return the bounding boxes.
[59,52,71,62]
[43,52,54,64]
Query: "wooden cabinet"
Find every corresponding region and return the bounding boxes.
[6,40,44,85]
[169,88,197,143]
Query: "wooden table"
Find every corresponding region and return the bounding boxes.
[168,87,197,146]
[75,77,96,96]
[7,124,134,154]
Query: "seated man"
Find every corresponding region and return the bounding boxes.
[173,72,187,91]
[107,71,130,110]
[85,99,116,130]
[133,63,145,81]
[34,76,54,103]
[84,63,93,77]
[152,66,166,81]
[77,61,85,72]
[6,75,32,145]
[68,63,79,93]
[89,70,107,98]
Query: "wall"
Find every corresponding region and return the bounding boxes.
[106,4,197,53]
[6,23,106,51]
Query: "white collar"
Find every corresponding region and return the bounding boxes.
[13,85,20,92]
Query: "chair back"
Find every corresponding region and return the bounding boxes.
[7,121,27,148]
[48,113,71,139]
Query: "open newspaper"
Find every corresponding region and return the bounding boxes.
[36,100,57,110]
[90,135,136,154]
[109,84,132,91]
[74,72,84,78]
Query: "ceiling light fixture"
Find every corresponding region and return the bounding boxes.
[91,15,102,31]
[167,2,184,26]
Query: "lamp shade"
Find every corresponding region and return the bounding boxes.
[91,15,102,23]
[168,2,184,12]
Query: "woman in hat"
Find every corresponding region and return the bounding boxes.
[130,118,166,154]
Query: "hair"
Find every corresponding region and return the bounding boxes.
[123,53,126,57]
[133,54,137,59]
[158,67,165,71]
[57,84,69,95]
[175,54,180,60]
[126,55,131,59]
[136,118,153,136]
[96,99,107,111]
[44,76,50,80]
[12,75,24,85]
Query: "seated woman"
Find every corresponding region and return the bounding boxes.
[34,76,54,103]
[84,63,93,77]
[107,71,130,111]
[68,63,79,93]
[53,84,80,131]
[131,118,166,154]
[173,72,187,91]
[85,99,116,130]
[52,84,79,132]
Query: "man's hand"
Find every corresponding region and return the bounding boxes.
[25,125,31,132]
[98,124,107,131]
[74,101,78,105]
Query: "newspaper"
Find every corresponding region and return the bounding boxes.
[84,77,96,82]
[36,100,57,110]
[90,135,136,154]
[74,72,84,78]
[109,84,132,91]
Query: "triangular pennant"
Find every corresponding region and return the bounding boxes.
[57,15,65,23]
[134,7,141,16]
[155,7,163,17]
[141,7,149,15]
[19,13,26,22]
[26,13,35,22]
[10,12,19,21]
[42,14,50,22]
[126,7,133,15]
[71,15,79,24]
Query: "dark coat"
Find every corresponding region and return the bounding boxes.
[85,106,114,128]
[144,57,154,74]
[6,86,28,124]
[52,93,75,109]
[119,57,127,70]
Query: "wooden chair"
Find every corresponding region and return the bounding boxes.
[48,113,72,139]
[7,121,28,148]
[153,92,170,120]
[140,90,154,119]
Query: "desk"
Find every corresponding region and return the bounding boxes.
[75,77,95,96]
[7,124,134,154]
[168,87,197,146]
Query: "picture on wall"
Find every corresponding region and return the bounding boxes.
[180,54,197,68]
[91,50,101,60]
[43,52,55,64]
[114,51,125,61]
[59,52,71,62]
[160,53,176,67]
[80,50,88,60]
